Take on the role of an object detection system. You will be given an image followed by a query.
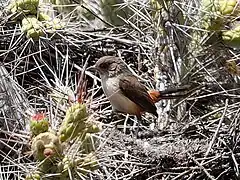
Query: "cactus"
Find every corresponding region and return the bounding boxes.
[85,123,100,134]
[6,0,65,39]
[78,153,99,174]
[7,0,39,14]
[59,103,89,142]
[21,15,44,39]
[31,132,62,161]
[25,173,41,180]
[81,133,96,154]
[30,113,49,136]
[218,0,239,15]
[27,102,99,178]
[201,0,240,30]
[150,0,162,19]
[45,18,65,30]
[199,0,240,47]
[101,0,133,26]
[60,153,99,177]
[225,59,240,75]
[31,132,63,174]
[222,25,240,47]
[202,0,239,16]
[38,12,51,21]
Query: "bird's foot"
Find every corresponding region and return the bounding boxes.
[129,120,141,138]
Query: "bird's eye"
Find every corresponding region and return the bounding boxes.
[100,63,108,69]
[108,63,116,71]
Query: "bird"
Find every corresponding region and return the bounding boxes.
[92,56,191,123]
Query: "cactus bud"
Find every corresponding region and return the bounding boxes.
[222,25,240,47]
[82,133,95,153]
[25,173,41,180]
[86,124,100,134]
[31,132,62,161]
[30,113,49,136]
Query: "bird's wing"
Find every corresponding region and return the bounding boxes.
[119,75,157,116]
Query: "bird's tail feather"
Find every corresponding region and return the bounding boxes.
[148,84,198,103]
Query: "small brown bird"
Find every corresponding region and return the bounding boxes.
[93,56,190,121]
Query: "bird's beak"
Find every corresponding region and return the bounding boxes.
[87,65,97,71]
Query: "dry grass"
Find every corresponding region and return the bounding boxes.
[0,0,240,179]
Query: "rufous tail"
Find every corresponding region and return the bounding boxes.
[148,85,193,103]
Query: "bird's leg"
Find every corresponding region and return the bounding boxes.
[136,115,141,137]
[130,114,141,138]
[110,107,121,121]
[104,110,117,124]
[110,110,116,120]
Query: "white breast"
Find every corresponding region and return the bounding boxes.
[101,76,140,115]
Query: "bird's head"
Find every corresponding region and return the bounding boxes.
[93,56,129,78]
